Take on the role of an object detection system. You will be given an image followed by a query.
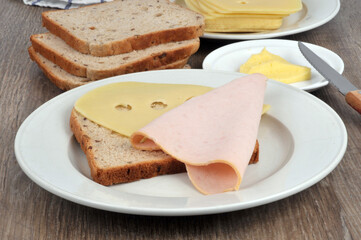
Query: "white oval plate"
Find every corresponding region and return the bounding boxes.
[203,39,344,92]
[15,69,347,216]
[201,0,340,40]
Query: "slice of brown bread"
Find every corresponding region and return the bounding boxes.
[28,46,190,91]
[70,109,259,186]
[42,0,204,57]
[70,108,186,185]
[30,33,200,81]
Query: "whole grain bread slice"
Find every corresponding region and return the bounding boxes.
[42,0,204,56]
[70,108,186,185]
[70,109,259,186]
[30,33,199,81]
[28,46,190,91]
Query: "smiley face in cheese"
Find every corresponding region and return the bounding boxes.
[75,82,270,138]
[74,82,212,137]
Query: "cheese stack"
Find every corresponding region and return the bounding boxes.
[183,0,302,32]
[28,0,205,90]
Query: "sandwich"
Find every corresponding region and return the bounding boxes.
[70,74,267,194]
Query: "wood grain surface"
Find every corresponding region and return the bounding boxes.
[1,0,360,239]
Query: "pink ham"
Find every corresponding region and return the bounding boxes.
[130,73,267,194]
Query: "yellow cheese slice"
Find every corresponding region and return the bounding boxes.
[75,82,270,138]
[184,0,288,32]
[75,82,212,137]
[205,17,283,32]
[262,104,271,114]
[205,13,289,19]
[183,0,289,19]
[185,0,287,18]
[240,48,311,84]
[199,0,302,14]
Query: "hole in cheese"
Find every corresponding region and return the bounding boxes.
[74,82,214,137]
[115,104,132,111]
[151,101,167,110]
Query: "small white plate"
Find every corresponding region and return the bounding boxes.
[201,0,340,40]
[15,70,347,216]
[203,39,344,92]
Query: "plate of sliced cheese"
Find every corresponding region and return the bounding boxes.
[203,39,344,92]
[15,69,347,216]
[175,0,340,40]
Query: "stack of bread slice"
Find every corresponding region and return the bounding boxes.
[29,0,205,90]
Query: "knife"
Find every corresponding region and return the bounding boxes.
[298,42,361,114]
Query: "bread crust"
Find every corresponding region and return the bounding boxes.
[31,34,87,77]
[87,39,199,80]
[70,109,259,186]
[42,11,90,54]
[41,2,204,57]
[29,46,190,91]
[250,140,259,164]
[30,34,200,80]
[70,109,186,185]
[29,46,93,90]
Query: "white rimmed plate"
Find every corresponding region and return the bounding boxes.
[15,69,347,216]
[203,39,344,92]
[200,0,340,40]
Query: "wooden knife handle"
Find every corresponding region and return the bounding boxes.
[345,90,361,114]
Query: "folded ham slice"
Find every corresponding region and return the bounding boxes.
[130,73,267,194]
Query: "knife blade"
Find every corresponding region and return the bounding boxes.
[298,42,361,114]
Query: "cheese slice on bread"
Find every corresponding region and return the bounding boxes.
[70,109,259,186]
[70,81,261,186]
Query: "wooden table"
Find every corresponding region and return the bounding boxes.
[1,0,360,239]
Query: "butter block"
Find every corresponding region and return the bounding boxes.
[240,48,287,72]
[247,61,311,84]
[240,48,311,84]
